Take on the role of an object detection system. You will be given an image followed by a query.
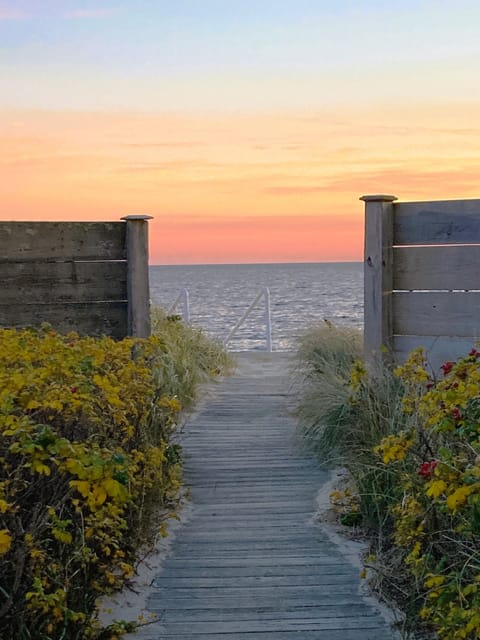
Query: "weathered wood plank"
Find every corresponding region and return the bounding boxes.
[156,604,379,622]
[154,617,390,634]
[151,585,360,599]
[393,291,480,337]
[0,261,127,302]
[157,564,354,578]
[394,245,480,290]
[153,574,359,587]
[361,195,396,367]
[147,593,368,609]
[161,555,352,568]
[0,302,127,338]
[394,199,480,245]
[135,632,392,640]
[134,632,392,640]
[0,222,126,261]
[393,335,478,373]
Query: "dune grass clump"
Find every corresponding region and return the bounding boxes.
[0,317,230,640]
[294,322,362,457]
[150,307,233,405]
[295,322,408,468]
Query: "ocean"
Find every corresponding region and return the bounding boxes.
[149,262,363,351]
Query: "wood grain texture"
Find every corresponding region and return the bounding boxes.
[394,335,478,374]
[0,302,128,338]
[393,291,480,337]
[123,217,151,337]
[394,245,480,290]
[0,261,127,303]
[394,199,480,245]
[0,222,126,261]
[131,353,395,640]
[363,198,394,367]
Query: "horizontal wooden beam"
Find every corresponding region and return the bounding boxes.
[0,222,126,261]
[0,302,128,339]
[1,261,127,303]
[393,291,480,337]
[394,245,480,290]
[394,335,479,374]
[394,199,480,245]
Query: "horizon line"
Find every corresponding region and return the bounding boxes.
[149,259,363,267]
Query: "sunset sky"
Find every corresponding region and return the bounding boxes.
[1,0,479,263]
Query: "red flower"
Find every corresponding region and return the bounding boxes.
[452,407,461,420]
[418,461,437,478]
[441,361,454,375]
[469,348,480,358]
[70,387,78,394]
[426,382,434,390]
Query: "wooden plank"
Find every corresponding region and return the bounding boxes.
[136,632,392,640]
[154,617,389,633]
[393,291,480,337]
[153,574,358,587]
[0,222,126,261]
[0,261,127,303]
[394,245,480,290]
[394,199,480,245]
[0,302,128,338]
[155,604,380,622]
[134,632,392,640]
[361,196,396,367]
[393,335,478,374]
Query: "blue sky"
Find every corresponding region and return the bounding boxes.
[1,0,479,110]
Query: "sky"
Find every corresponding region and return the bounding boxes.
[1,0,479,264]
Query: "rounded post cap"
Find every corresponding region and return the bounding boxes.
[121,214,154,221]
[359,194,398,202]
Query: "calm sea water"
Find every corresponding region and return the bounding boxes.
[149,262,363,351]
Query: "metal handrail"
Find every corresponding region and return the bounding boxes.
[166,286,273,351]
[223,287,272,352]
[167,288,190,323]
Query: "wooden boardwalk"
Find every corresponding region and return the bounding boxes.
[134,353,395,639]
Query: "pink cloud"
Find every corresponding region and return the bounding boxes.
[65,8,120,19]
[0,8,29,20]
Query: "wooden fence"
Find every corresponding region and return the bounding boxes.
[362,195,480,372]
[0,216,152,339]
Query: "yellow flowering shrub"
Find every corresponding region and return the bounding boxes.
[0,327,187,639]
[376,346,480,639]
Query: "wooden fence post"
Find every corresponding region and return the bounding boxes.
[360,194,397,370]
[121,215,153,338]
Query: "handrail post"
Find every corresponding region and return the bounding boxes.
[182,288,190,323]
[360,195,397,371]
[264,287,272,352]
[121,214,153,338]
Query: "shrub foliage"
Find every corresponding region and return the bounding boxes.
[296,324,480,639]
[0,319,227,639]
